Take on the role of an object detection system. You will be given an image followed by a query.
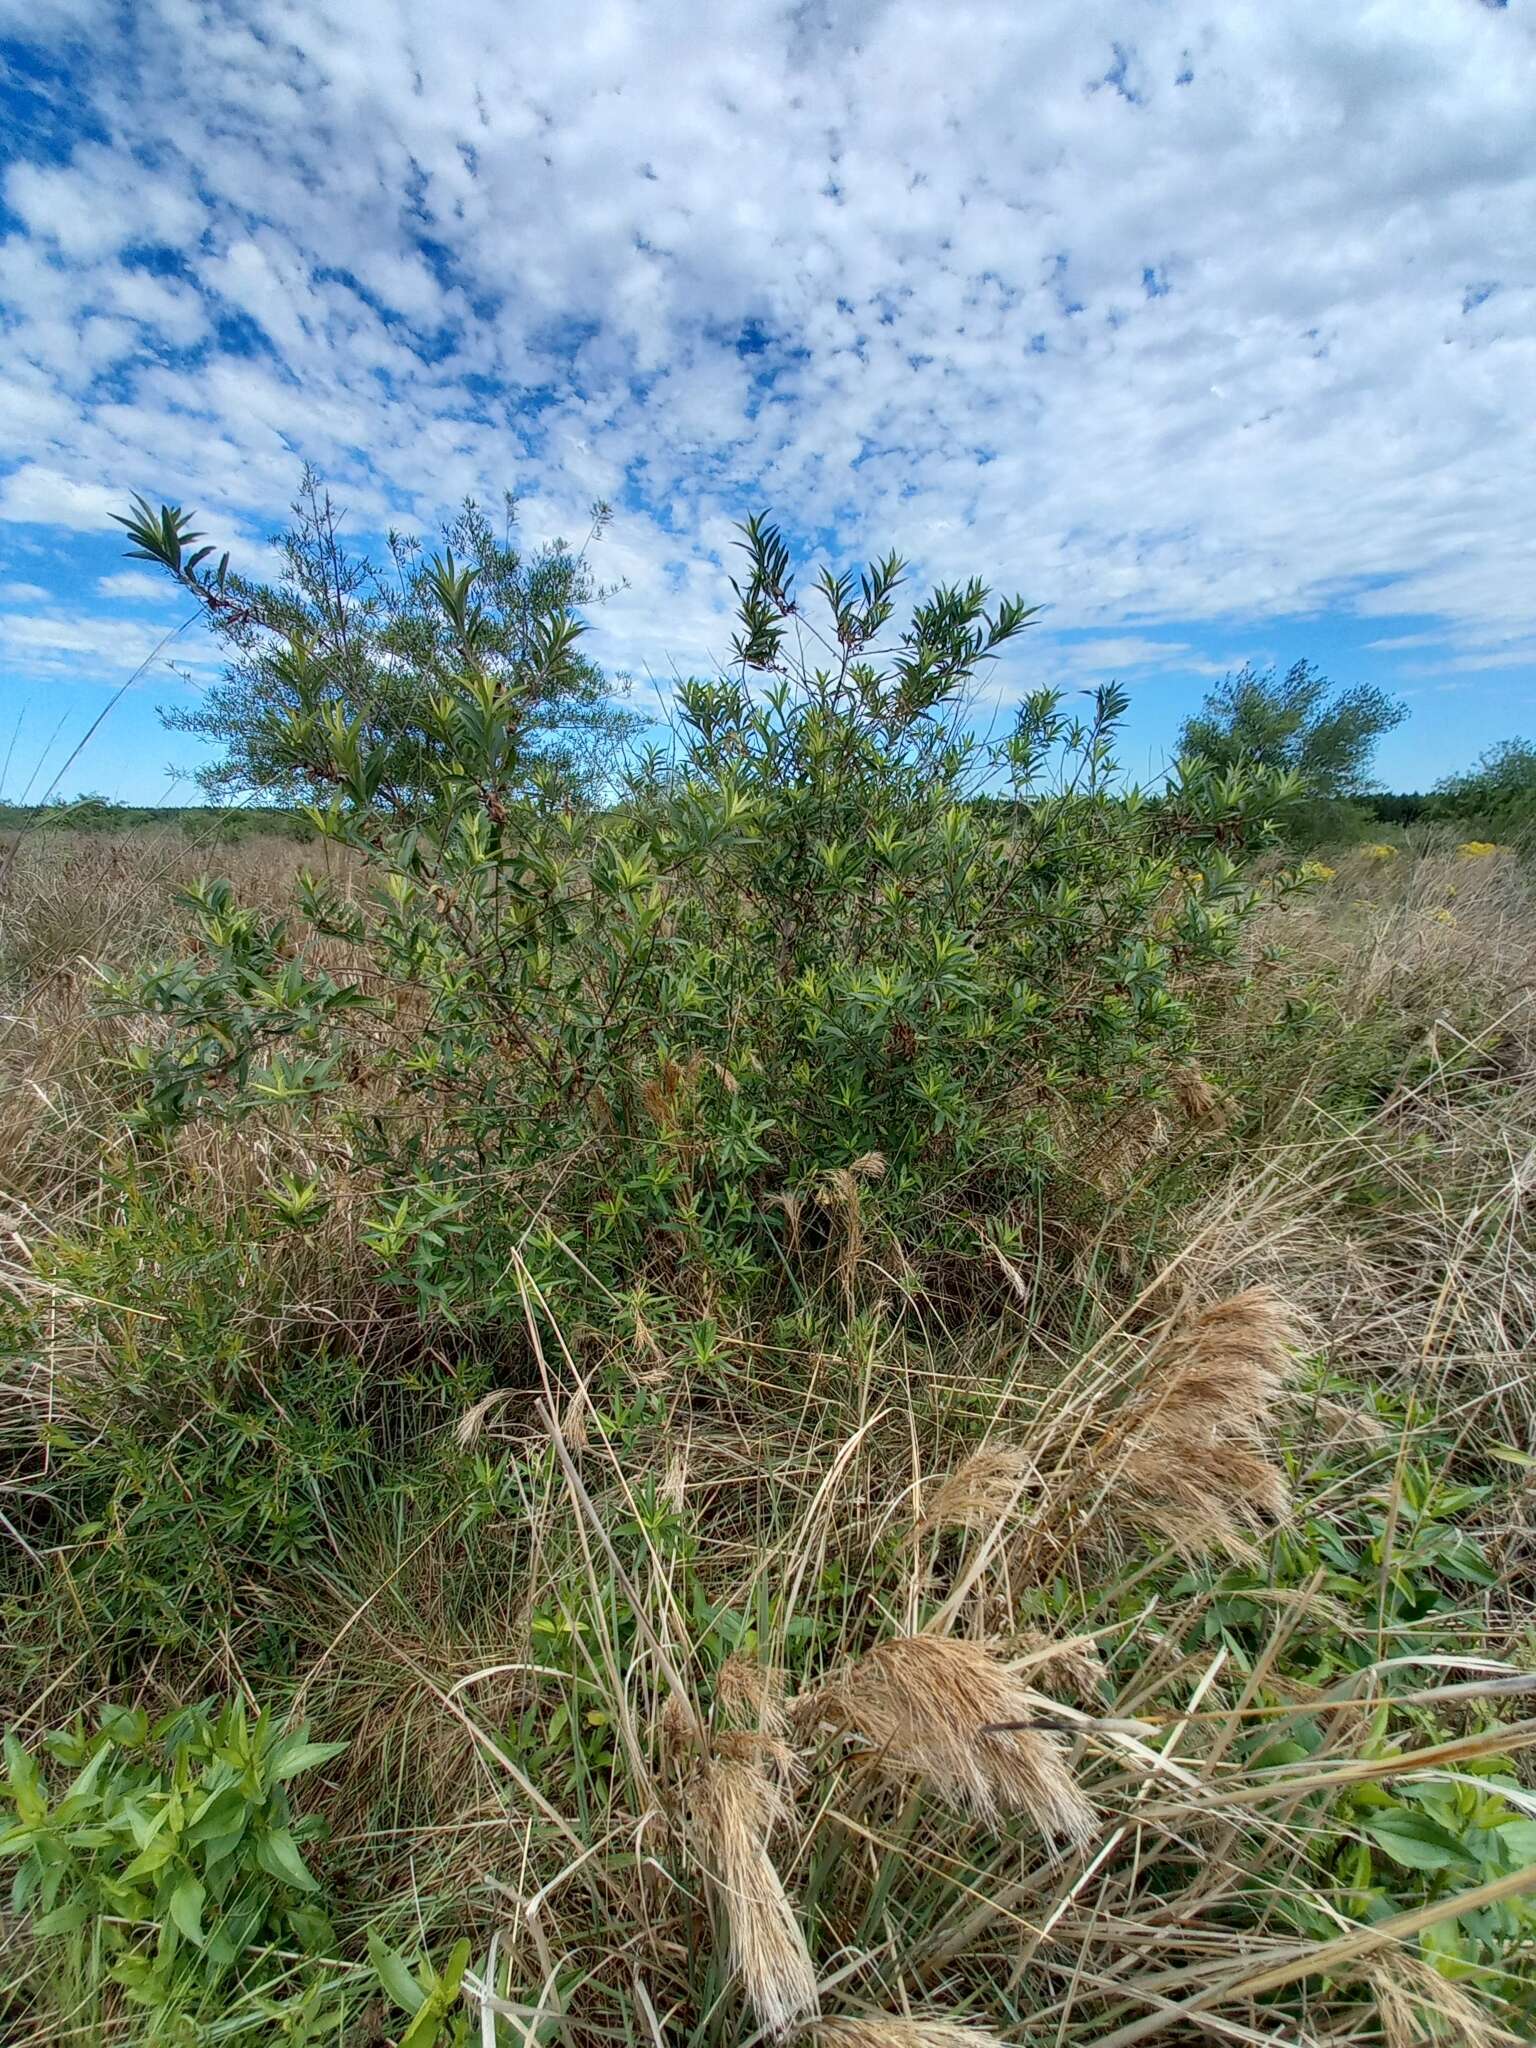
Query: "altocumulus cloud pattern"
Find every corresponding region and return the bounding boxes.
[0,0,1532,748]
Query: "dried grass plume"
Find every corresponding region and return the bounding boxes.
[1113,1286,1305,1558]
[684,1732,818,2037]
[815,2018,1011,2048]
[794,1633,1095,1843]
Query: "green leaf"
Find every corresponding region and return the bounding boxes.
[3,1736,45,1824]
[55,1743,111,1820]
[437,1936,471,2000]
[187,1786,248,1844]
[1495,1818,1536,1869]
[400,1998,454,2048]
[34,1899,91,1938]
[368,1927,428,2016]
[1359,1808,1478,1873]
[121,1836,178,1882]
[253,1826,318,1892]
[168,1873,206,1946]
[270,1736,349,1782]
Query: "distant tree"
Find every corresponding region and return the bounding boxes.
[1366,791,1431,827]
[125,468,636,810]
[1435,737,1536,845]
[1177,659,1407,846]
[1178,659,1405,797]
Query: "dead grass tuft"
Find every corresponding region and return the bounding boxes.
[795,1633,1096,1842]
[1362,1952,1523,2047]
[684,1734,819,2037]
[814,2017,1011,2048]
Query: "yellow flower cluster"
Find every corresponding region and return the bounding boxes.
[1456,841,1499,859]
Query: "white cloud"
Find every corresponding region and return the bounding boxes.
[0,0,1531,697]
[0,467,123,531]
[96,569,178,603]
[0,608,219,681]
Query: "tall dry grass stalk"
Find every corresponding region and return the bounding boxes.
[815,2018,1011,2048]
[682,1729,819,2037]
[1109,1284,1305,1557]
[795,1633,1095,1843]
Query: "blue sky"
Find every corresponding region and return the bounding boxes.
[1,1,1532,804]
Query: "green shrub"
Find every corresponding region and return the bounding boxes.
[113,509,1304,1336]
[12,1181,498,1676]
[1435,736,1536,849]
[1,1699,343,2030]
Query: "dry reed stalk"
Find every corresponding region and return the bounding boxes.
[683,1729,819,2037]
[794,1633,1095,1842]
[919,1443,1038,1536]
[814,2018,1011,2048]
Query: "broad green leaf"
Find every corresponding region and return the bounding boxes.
[253,1826,318,1892]
[3,1736,45,1823]
[168,1873,206,1946]
[1359,1808,1477,1873]
[121,1836,178,1882]
[187,1786,249,1847]
[1495,1818,1536,1868]
[400,1996,455,2048]
[34,1899,91,1937]
[55,1744,111,1819]
[271,1738,348,1782]
[368,1926,428,2015]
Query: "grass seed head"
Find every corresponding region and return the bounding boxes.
[920,1443,1038,1535]
[686,1741,819,2037]
[798,1633,1095,1842]
[815,2018,1012,2048]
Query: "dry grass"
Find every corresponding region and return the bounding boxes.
[792,1633,1097,1841]
[2,837,1535,2045]
[680,1730,819,2037]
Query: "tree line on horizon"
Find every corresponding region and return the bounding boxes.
[13,472,1534,850]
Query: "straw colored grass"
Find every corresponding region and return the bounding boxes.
[794,1633,1097,1842]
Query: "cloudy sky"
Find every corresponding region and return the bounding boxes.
[1,0,1532,802]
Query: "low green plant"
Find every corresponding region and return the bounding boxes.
[366,1930,475,2047]
[1,1699,344,2030]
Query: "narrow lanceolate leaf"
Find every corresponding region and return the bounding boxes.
[271,1738,348,1781]
[253,1826,318,1892]
[34,1899,91,1937]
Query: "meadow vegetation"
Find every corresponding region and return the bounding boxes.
[2,507,1534,2046]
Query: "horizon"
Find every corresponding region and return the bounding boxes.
[2,2,1533,804]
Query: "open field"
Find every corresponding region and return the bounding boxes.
[2,824,1534,2046]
